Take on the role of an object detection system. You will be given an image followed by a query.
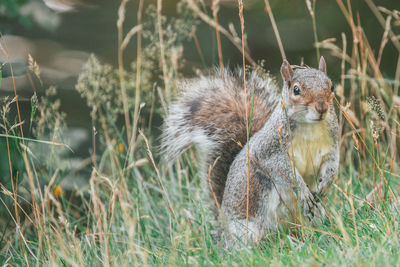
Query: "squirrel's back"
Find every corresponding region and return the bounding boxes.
[161,68,279,204]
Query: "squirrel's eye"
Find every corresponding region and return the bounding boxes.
[293,85,301,96]
[330,84,335,92]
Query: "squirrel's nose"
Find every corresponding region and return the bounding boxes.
[315,99,327,115]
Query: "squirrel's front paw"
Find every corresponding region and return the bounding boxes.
[302,193,326,223]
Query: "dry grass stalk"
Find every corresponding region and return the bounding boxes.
[124,103,145,172]
[0,40,25,144]
[264,0,286,60]
[118,190,139,265]
[318,2,400,218]
[117,0,132,142]
[157,0,171,101]
[2,100,20,231]
[305,0,320,60]
[0,39,43,256]
[22,149,42,256]
[211,0,224,76]
[185,0,256,66]
[237,0,251,239]
[365,182,398,209]
[131,0,145,162]
[207,157,221,212]
[89,170,111,267]
[316,38,353,64]
[286,221,344,240]
[376,15,391,68]
[140,130,175,220]
[331,1,394,179]
[96,101,124,183]
[192,27,204,63]
[364,0,400,52]
[0,197,37,262]
[120,25,143,52]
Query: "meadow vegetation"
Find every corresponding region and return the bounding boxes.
[0,0,399,265]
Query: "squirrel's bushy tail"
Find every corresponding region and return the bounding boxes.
[161,69,279,204]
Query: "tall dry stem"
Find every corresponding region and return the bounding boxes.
[117,0,132,141]
[237,0,251,239]
[157,0,171,101]
[0,39,44,256]
[185,0,256,66]
[211,0,224,76]
[305,0,320,61]
[264,0,286,60]
[2,101,20,232]
[131,0,145,161]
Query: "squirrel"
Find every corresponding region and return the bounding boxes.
[161,57,339,243]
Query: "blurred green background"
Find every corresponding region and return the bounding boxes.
[0,0,398,183]
[1,0,398,120]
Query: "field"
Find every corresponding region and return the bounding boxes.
[0,0,399,266]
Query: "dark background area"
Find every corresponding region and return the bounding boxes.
[2,0,398,76]
[0,0,398,169]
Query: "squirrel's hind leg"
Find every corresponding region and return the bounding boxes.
[220,188,284,246]
[219,218,261,248]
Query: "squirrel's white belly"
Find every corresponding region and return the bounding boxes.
[291,121,333,189]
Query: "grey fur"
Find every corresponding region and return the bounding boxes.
[161,61,339,244]
[161,68,278,162]
[161,68,279,204]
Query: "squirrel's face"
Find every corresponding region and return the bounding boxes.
[280,57,335,124]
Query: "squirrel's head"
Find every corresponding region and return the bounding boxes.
[280,57,335,123]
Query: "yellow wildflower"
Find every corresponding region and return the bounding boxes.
[117,143,124,153]
[53,185,65,198]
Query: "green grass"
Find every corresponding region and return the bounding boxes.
[1,153,399,266]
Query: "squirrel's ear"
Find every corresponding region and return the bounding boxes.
[280,59,293,83]
[319,56,327,73]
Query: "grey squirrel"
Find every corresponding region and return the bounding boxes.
[161,57,339,243]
